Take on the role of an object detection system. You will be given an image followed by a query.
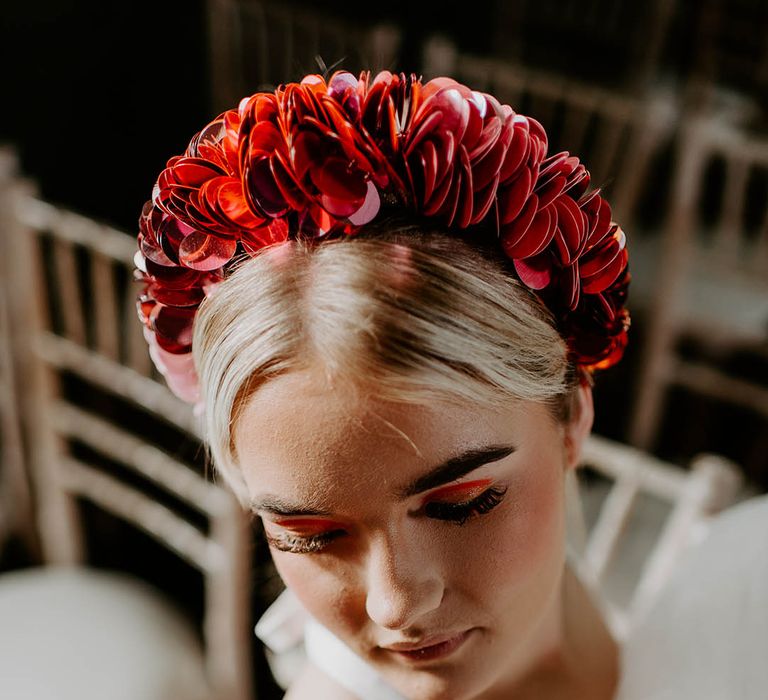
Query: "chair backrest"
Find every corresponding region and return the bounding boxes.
[207,0,402,112]
[629,116,768,450]
[677,119,768,286]
[568,433,743,639]
[0,152,35,556]
[421,37,677,231]
[0,150,254,700]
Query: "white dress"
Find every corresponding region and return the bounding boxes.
[255,495,768,700]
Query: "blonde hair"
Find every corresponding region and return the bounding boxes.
[192,225,575,502]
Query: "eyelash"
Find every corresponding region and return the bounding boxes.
[265,529,345,554]
[262,485,509,554]
[423,485,508,525]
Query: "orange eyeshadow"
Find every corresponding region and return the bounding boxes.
[422,478,494,505]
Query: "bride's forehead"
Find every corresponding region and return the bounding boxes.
[233,370,525,471]
[236,374,446,459]
[234,383,432,500]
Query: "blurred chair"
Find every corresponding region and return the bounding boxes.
[206,0,402,113]
[0,154,36,559]
[0,149,254,700]
[421,36,677,232]
[567,433,743,639]
[629,117,768,455]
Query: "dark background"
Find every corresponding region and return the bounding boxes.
[1,0,496,231]
[0,0,715,232]
[2,0,210,230]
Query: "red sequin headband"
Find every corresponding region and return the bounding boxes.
[135,70,630,407]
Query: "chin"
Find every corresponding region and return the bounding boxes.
[385,663,492,700]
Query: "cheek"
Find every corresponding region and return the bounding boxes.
[511,458,566,562]
[454,460,565,597]
[270,551,366,636]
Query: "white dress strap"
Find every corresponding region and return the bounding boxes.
[254,587,308,655]
[304,617,406,700]
[253,588,311,690]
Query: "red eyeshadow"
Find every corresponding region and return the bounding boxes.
[422,478,494,504]
[272,517,345,531]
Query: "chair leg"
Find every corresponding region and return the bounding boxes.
[629,341,673,450]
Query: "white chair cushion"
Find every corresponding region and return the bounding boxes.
[0,566,211,700]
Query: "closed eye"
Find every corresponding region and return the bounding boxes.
[255,513,349,554]
[265,529,345,554]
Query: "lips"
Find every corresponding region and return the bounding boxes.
[380,629,473,661]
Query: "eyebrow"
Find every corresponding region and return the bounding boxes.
[397,444,516,498]
[249,495,334,517]
[250,444,516,516]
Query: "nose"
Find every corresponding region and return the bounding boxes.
[364,529,444,630]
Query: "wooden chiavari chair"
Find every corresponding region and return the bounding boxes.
[568,434,743,639]
[0,152,36,560]
[629,117,768,463]
[0,149,255,700]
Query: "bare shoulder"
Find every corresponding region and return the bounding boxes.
[283,662,360,700]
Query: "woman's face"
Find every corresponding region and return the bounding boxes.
[234,369,590,700]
